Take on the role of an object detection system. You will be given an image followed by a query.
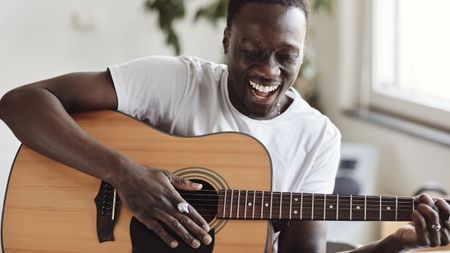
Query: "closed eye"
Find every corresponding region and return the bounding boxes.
[278,54,298,64]
[241,50,264,61]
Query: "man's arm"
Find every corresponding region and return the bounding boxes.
[0,72,121,181]
[0,72,211,249]
[278,221,327,253]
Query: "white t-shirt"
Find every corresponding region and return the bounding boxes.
[109,55,341,250]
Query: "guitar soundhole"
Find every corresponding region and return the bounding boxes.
[179,179,218,224]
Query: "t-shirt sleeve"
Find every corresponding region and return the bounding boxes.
[108,56,189,124]
[299,122,341,194]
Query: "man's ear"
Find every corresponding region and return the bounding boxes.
[222,27,230,54]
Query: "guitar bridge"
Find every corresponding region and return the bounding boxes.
[94,181,121,242]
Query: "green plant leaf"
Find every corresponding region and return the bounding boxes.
[145,0,185,54]
[194,0,227,26]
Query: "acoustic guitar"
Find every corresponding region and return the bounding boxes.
[1,111,445,253]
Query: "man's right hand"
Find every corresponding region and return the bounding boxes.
[113,165,212,249]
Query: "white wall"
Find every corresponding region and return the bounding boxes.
[0,0,224,241]
[312,0,450,197]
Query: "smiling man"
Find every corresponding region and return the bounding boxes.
[225,2,306,119]
[1,0,449,252]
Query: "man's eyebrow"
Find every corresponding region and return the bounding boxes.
[240,37,264,46]
[240,37,301,52]
[280,44,300,52]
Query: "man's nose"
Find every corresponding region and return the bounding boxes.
[255,55,281,79]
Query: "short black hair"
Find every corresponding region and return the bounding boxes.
[226,0,310,28]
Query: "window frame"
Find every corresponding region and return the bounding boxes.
[366,0,450,130]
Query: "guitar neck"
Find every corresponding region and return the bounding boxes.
[217,190,450,222]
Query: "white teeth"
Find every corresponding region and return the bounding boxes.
[249,80,279,93]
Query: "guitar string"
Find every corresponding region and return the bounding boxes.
[103,189,450,203]
[101,206,414,220]
[102,197,420,209]
[102,196,427,209]
[102,193,446,212]
[101,202,421,212]
[103,194,428,205]
[103,191,444,202]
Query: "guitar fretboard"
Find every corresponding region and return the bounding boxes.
[217,190,430,221]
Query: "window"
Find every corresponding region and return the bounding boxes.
[370,0,450,129]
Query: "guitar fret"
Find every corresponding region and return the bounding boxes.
[350,195,353,221]
[279,192,283,220]
[323,194,326,220]
[395,197,398,221]
[270,192,273,219]
[260,191,264,219]
[237,190,241,219]
[289,192,293,220]
[412,197,415,212]
[112,189,117,220]
[311,193,315,220]
[300,193,304,220]
[252,190,256,219]
[244,190,248,219]
[379,196,382,221]
[336,194,339,220]
[230,190,234,218]
[223,190,227,218]
[364,195,367,221]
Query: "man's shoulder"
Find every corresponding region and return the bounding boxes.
[288,90,341,140]
[178,56,227,74]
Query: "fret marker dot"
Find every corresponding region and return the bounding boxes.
[294,198,298,202]
[294,210,298,214]
[386,206,391,210]
[329,205,334,209]
[356,206,361,210]
[248,202,252,206]
[265,203,269,207]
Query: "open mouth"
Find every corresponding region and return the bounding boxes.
[249,80,281,100]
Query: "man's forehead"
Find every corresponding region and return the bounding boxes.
[232,4,306,33]
[231,4,307,47]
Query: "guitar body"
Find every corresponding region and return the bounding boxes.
[2,111,273,253]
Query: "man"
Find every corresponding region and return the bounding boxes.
[0,0,449,252]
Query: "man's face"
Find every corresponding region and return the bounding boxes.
[224,3,307,119]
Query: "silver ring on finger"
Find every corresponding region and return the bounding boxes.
[177,202,190,214]
[431,223,442,232]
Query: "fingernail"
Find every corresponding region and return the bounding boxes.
[194,183,203,189]
[202,224,210,232]
[170,241,178,248]
[204,235,212,244]
[192,240,201,248]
